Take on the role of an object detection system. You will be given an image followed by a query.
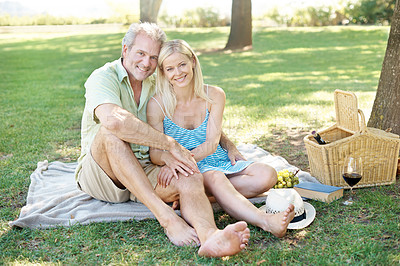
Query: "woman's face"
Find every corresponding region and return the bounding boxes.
[162,52,195,89]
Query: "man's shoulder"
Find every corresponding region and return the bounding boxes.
[90,59,121,78]
[86,59,124,87]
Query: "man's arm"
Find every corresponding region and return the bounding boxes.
[220,131,246,165]
[95,103,199,172]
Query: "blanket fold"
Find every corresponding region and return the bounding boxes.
[10,144,318,229]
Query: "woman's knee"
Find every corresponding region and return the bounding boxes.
[203,171,227,187]
[251,163,277,188]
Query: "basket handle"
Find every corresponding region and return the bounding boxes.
[358,109,367,133]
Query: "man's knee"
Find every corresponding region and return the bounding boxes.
[176,172,204,192]
[157,173,205,202]
[93,126,128,154]
[97,126,123,144]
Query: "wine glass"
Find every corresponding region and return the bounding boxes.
[342,156,363,205]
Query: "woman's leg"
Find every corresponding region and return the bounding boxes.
[203,170,294,238]
[227,162,277,198]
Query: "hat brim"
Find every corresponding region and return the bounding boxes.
[259,202,316,230]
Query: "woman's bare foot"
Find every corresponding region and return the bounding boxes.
[198,221,250,258]
[263,204,295,238]
[164,216,200,247]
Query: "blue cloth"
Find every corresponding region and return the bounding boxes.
[163,110,253,174]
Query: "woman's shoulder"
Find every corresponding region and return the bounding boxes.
[147,94,165,116]
[205,84,225,100]
[148,94,162,103]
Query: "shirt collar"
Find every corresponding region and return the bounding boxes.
[116,58,128,83]
[116,58,156,109]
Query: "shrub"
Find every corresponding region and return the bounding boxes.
[344,0,396,25]
[264,0,396,27]
[159,7,229,28]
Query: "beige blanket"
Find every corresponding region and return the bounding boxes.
[10,144,318,229]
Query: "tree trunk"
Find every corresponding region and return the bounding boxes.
[368,0,400,135]
[224,0,252,50]
[140,0,162,23]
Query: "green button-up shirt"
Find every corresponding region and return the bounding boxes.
[75,58,156,179]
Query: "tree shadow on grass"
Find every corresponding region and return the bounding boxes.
[254,127,310,171]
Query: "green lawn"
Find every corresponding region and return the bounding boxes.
[1,25,399,265]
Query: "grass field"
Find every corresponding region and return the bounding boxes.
[1,25,399,264]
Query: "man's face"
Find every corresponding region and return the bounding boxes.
[122,33,161,82]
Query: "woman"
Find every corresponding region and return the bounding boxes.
[147,39,294,238]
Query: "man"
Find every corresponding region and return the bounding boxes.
[75,22,251,257]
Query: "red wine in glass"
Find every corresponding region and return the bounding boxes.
[342,157,362,205]
[342,173,362,187]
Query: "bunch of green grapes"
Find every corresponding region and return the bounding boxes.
[274,169,300,188]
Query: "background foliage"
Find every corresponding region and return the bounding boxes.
[0,0,397,27]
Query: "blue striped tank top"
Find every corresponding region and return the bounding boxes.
[152,96,253,174]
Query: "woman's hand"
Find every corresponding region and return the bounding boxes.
[158,165,175,188]
[227,145,246,165]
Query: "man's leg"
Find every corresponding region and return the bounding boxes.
[89,126,198,246]
[203,169,295,238]
[155,172,250,257]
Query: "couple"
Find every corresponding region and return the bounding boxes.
[75,22,294,258]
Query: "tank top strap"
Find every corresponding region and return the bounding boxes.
[151,96,167,117]
[206,84,209,111]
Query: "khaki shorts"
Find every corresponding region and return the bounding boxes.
[77,152,161,203]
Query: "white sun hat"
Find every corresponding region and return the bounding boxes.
[259,188,316,229]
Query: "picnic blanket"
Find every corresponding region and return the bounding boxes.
[10,144,319,229]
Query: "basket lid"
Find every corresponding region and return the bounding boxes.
[334,90,360,131]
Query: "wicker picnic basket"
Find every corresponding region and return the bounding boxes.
[304,90,400,188]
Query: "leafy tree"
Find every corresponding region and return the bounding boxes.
[347,0,396,24]
[368,0,400,135]
[225,0,252,50]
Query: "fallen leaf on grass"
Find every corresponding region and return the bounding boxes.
[257,259,266,265]
[0,153,13,161]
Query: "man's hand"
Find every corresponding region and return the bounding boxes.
[169,142,200,174]
[161,149,197,180]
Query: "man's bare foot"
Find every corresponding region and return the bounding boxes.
[263,204,295,238]
[164,216,200,247]
[198,221,250,258]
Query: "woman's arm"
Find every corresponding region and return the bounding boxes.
[146,97,194,180]
[190,85,225,161]
[146,97,171,166]
[220,131,246,165]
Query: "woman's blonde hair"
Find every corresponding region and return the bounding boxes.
[156,39,211,119]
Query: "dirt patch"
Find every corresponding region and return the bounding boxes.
[255,128,310,171]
